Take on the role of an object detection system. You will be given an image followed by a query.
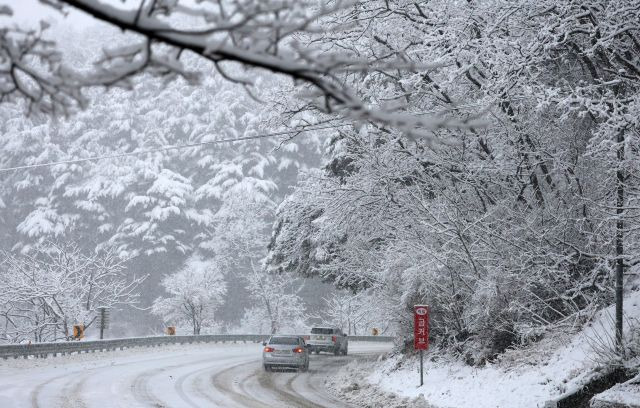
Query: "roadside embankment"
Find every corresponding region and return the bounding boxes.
[328,290,640,408]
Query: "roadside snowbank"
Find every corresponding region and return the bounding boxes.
[329,290,640,408]
[326,356,434,408]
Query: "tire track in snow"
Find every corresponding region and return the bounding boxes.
[31,373,64,408]
[190,373,221,406]
[255,366,328,408]
[181,355,260,407]
[60,376,89,408]
[29,353,195,408]
[215,351,371,407]
[30,373,60,408]
[174,358,248,408]
[173,365,210,408]
[28,351,214,408]
[238,369,286,406]
[130,358,221,407]
[105,351,241,408]
[210,361,272,408]
[131,367,169,408]
[130,352,253,408]
[31,369,89,408]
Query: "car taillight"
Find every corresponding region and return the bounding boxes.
[293,347,304,353]
[331,336,336,342]
[264,346,275,352]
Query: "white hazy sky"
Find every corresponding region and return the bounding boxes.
[2,0,211,31]
[0,0,135,28]
[1,0,93,27]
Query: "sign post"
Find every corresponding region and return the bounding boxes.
[413,305,429,387]
[98,307,110,340]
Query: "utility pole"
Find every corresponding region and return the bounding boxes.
[615,128,625,353]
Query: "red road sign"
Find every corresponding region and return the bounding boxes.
[414,305,429,350]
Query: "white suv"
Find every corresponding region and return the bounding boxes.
[307,327,348,355]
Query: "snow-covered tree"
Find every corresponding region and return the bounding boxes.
[0,26,325,329]
[320,291,393,336]
[0,242,144,343]
[151,255,226,335]
[321,292,364,335]
[204,188,307,334]
[245,269,306,334]
[268,0,640,362]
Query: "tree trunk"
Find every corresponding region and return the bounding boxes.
[615,129,624,352]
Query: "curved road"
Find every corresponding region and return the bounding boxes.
[0,341,391,408]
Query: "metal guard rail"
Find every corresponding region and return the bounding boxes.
[0,334,394,360]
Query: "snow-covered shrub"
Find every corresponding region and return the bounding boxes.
[586,311,640,369]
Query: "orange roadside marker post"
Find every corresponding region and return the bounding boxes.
[73,325,85,340]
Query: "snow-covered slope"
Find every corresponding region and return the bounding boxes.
[329,290,640,408]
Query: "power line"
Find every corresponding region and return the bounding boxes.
[0,124,346,173]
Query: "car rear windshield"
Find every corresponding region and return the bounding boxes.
[311,328,334,334]
[269,337,299,345]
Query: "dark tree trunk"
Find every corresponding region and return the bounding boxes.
[615,129,624,352]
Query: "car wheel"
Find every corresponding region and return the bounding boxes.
[264,364,271,372]
[314,350,320,355]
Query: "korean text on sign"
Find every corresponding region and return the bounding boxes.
[413,305,429,350]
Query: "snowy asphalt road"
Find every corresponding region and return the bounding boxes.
[0,341,392,408]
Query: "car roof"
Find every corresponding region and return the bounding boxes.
[270,334,303,337]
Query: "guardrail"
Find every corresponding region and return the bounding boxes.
[347,335,394,342]
[0,334,394,360]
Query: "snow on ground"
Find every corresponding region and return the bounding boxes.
[0,340,394,408]
[328,290,640,408]
[0,342,261,408]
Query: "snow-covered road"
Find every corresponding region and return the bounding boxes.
[0,341,392,408]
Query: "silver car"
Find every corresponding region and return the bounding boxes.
[262,335,310,372]
[307,327,348,355]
